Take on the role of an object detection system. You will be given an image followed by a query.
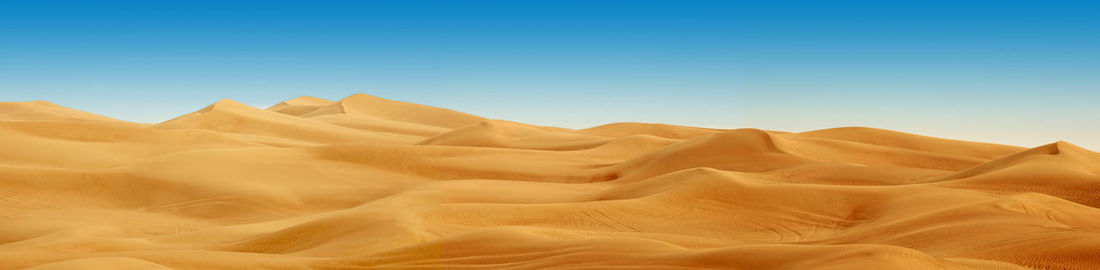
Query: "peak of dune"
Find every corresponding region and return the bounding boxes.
[0,100,120,122]
[266,96,336,116]
[301,93,485,129]
[997,141,1096,162]
[16,100,52,106]
[418,119,606,150]
[179,99,271,117]
[579,122,721,139]
[160,98,264,124]
[610,129,810,179]
[934,140,1100,210]
[943,140,1100,180]
[469,120,542,135]
[419,120,540,144]
[344,93,387,101]
[1044,141,1089,154]
[1018,141,1100,165]
[0,100,59,111]
[282,96,334,105]
[794,126,1024,160]
[156,98,413,144]
[199,99,251,112]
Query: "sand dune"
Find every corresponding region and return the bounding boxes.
[266,96,336,117]
[302,94,485,129]
[158,99,420,145]
[2,94,1099,269]
[419,120,609,150]
[0,101,122,122]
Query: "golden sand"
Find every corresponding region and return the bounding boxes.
[2,94,1098,269]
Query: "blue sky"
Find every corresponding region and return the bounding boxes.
[1,0,1098,149]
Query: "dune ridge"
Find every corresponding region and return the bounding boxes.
[1,94,1098,269]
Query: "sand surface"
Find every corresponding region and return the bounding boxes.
[2,94,1099,269]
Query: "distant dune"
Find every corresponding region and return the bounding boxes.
[1,94,1098,269]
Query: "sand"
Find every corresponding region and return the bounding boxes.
[1,94,1098,269]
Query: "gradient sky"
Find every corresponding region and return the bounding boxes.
[1,0,1098,149]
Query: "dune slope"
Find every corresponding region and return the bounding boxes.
[1,94,1098,270]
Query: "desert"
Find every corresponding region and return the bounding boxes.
[0,93,1098,269]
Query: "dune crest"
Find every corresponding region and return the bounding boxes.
[266,96,336,116]
[0,101,121,122]
[302,93,485,129]
[419,120,608,150]
[1,94,1099,269]
[157,98,417,145]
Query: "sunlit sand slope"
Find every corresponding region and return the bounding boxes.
[1,95,1098,269]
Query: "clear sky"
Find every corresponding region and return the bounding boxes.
[1,0,1098,149]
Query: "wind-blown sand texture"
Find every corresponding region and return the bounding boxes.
[2,94,1099,269]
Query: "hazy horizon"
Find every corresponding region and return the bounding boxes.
[2,0,1098,149]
